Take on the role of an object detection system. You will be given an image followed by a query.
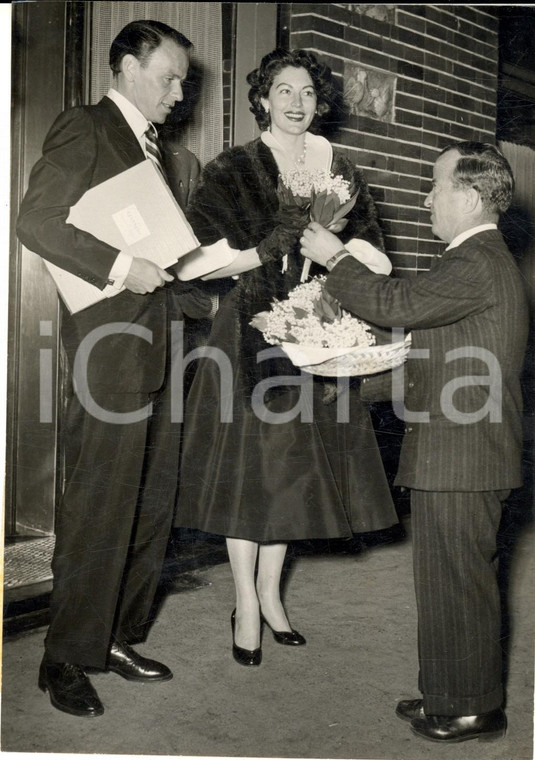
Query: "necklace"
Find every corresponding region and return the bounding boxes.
[294,134,307,167]
[264,130,307,169]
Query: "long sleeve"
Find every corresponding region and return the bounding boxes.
[326,244,495,330]
[16,107,120,290]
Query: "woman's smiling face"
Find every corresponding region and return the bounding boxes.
[261,66,317,138]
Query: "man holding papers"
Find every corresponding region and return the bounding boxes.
[17,20,207,717]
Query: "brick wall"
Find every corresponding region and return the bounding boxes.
[287,4,499,274]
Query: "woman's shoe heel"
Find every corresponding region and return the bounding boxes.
[231,610,262,666]
[260,613,306,646]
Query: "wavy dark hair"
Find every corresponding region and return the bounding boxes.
[109,20,192,75]
[247,49,340,133]
[441,142,514,214]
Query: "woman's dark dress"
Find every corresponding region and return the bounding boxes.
[175,137,398,541]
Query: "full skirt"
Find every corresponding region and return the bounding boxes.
[175,289,398,542]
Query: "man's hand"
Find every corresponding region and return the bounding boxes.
[300,222,345,267]
[326,218,348,234]
[124,258,174,294]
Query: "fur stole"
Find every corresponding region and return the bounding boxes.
[186,139,385,397]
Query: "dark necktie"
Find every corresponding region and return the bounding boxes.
[145,123,166,180]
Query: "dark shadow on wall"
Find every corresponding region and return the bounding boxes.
[500,201,535,525]
[498,476,534,704]
[318,71,350,141]
[499,198,535,700]
[500,201,535,309]
[159,57,204,142]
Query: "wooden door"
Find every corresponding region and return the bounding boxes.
[7,1,86,536]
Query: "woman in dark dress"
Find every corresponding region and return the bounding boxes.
[175,49,398,666]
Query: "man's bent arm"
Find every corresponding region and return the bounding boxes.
[326,246,494,331]
[16,107,121,290]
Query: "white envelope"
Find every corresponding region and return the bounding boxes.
[175,238,240,280]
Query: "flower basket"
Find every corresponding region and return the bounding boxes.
[280,335,412,377]
[251,275,412,378]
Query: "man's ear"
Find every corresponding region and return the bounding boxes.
[121,53,138,82]
[464,186,481,215]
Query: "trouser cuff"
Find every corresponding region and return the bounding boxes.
[423,684,503,716]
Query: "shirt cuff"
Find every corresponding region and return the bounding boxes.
[105,251,133,291]
[344,239,392,275]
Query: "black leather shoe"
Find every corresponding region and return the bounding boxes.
[261,613,306,646]
[396,698,425,722]
[107,642,173,682]
[410,708,506,743]
[38,659,104,717]
[231,610,262,666]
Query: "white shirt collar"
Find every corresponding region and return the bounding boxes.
[106,87,152,146]
[445,223,498,251]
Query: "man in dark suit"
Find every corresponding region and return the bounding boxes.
[300,142,529,743]
[17,20,211,718]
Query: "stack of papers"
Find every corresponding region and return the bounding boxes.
[43,159,200,313]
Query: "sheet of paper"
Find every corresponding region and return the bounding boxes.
[175,238,239,280]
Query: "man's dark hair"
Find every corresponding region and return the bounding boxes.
[441,142,514,214]
[109,20,192,75]
[246,48,338,133]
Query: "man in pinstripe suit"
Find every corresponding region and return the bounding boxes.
[301,142,529,743]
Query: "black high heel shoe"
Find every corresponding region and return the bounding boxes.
[261,613,306,646]
[231,610,262,666]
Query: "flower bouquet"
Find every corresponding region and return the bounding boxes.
[250,276,411,377]
[276,168,358,281]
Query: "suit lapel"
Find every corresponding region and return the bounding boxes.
[97,96,146,167]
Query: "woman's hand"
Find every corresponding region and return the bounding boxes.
[300,222,345,267]
[257,224,301,265]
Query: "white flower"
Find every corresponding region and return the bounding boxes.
[260,276,376,350]
[280,169,352,204]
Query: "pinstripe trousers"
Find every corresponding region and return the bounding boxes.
[411,489,509,716]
